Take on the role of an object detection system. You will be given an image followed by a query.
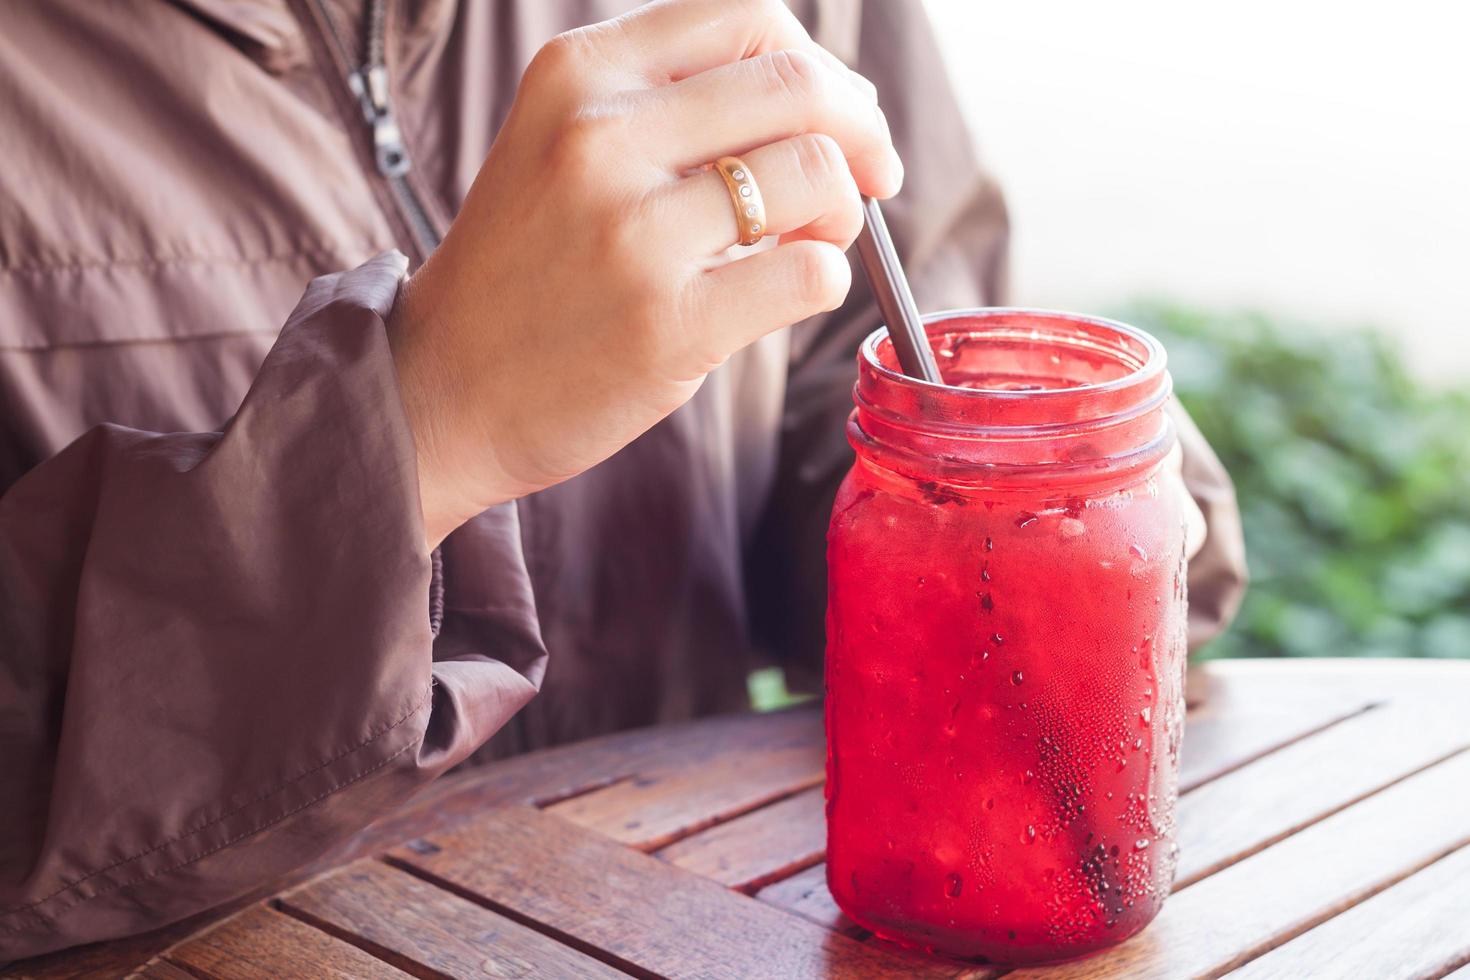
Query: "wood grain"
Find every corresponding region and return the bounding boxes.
[277,860,624,979]
[162,905,409,979]
[1179,699,1373,792]
[753,863,863,938]
[1175,701,1470,885]
[388,805,968,979]
[376,706,824,850]
[1224,843,1470,980]
[544,744,823,851]
[1004,750,1470,980]
[10,661,1470,980]
[129,961,200,979]
[656,785,827,891]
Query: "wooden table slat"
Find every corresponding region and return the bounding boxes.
[389,805,967,979]
[130,961,201,980]
[1178,696,1374,792]
[1004,749,1470,980]
[753,863,863,938]
[1175,700,1470,885]
[276,859,625,979]
[545,745,823,851]
[11,660,1470,980]
[655,785,826,891]
[1223,843,1470,980]
[162,905,412,980]
[348,707,826,860]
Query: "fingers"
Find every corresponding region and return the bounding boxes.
[694,239,852,352]
[589,0,855,85]
[641,48,902,199]
[662,134,863,254]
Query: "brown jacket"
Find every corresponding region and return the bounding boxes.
[0,0,1247,959]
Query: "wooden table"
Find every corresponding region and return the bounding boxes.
[10,659,1470,979]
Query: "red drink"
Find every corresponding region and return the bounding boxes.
[825,310,1188,965]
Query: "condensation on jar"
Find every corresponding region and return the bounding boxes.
[824,309,1190,966]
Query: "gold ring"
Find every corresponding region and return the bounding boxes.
[715,155,766,247]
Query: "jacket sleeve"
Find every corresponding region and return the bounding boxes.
[748,0,1247,687]
[0,252,547,960]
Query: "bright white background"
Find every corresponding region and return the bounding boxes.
[924,0,1470,381]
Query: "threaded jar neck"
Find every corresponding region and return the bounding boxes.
[851,309,1175,491]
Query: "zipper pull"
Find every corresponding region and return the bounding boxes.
[349,65,411,178]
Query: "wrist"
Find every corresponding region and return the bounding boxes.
[387,269,511,550]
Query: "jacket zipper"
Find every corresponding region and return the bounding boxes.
[306,0,441,260]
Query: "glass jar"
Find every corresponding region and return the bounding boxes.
[824,309,1189,965]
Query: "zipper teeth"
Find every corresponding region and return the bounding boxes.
[389,177,440,257]
[309,0,355,67]
[306,0,441,258]
[365,0,388,69]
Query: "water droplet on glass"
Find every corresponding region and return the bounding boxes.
[1016,512,1038,528]
[1130,543,1148,561]
[917,576,926,588]
[1023,825,1037,844]
[1011,670,1025,685]
[984,797,995,810]
[979,592,994,612]
[992,632,1005,645]
[1020,769,1034,785]
[945,873,964,898]
[1133,737,1144,750]
[1135,838,1151,851]
[1140,706,1152,724]
[981,564,992,582]
[984,536,994,552]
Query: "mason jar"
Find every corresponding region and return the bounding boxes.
[824,309,1189,965]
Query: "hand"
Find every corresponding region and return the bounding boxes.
[387,0,902,548]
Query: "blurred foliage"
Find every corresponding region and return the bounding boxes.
[1125,304,1470,660]
[747,666,815,713]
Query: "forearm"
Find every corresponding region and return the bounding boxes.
[0,255,543,959]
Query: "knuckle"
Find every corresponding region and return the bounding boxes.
[766,48,824,104]
[546,106,625,181]
[792,133,846,189]
[527,31,584,86]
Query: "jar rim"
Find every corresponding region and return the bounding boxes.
[850,308,1176,489]
[860,307,1168,400]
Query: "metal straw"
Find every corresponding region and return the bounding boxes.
[855,196,943,384]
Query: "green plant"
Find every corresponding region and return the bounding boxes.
[1124,304,1470,660]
